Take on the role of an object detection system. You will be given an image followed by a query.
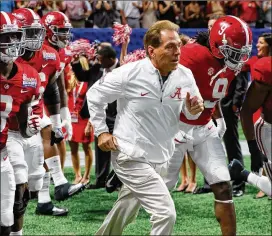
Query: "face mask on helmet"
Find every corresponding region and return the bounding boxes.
[23,24,46,51]
[0,31,25,63]
[219,35,252,72]
[50,26,72,48]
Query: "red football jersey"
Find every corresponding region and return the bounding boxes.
[252,56,272,114]
[14,44,60,128]
[179,43,235,125]
[17,44,61,87]
[43,40,72,79]
[0,62,41,150]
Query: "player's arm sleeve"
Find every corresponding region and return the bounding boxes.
[43,81,61,115]
[57,69,68,108]
[232,71,249,109]
[87,68,127,137]
[181,70,203,120]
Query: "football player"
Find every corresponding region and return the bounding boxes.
[229,34,272,197]
[0,11,42,236]
[11,8,84,219]
[164,16,253,235]
[41,11,74,170]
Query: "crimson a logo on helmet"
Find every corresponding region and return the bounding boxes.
[208,67,214,76]
[45,15,54,25]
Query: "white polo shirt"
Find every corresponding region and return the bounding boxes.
[87,57,202,163]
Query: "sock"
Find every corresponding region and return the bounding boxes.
[45,156,67,187]
[38,172,51,204]
[10,229,23,235]
[247,173,272,197]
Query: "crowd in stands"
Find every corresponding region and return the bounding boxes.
[1,1,271,29]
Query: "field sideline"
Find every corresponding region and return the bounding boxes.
[24,157,271,235]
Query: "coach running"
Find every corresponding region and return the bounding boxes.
[87,20,204,235]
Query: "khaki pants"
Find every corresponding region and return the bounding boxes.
[95,151,176,235]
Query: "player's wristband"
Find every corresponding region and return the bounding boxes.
[60,107,71,122]
[50,114,62,129]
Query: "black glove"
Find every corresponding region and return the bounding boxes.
[248,140,268,175]
[50,128,64,146]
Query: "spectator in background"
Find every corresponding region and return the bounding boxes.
[208,14,221,32]
[206,1,225,19]
[66,60,94,186]
[16,1,28,9]
[117,1,142,28]
[158,0,180,24]
[238,1,259,27]
[0,0,15,12]
[263,1,272,28]
[41,0,60,16]
[93,1,114,28]
[71,46,119,190]
[177,153,197,193]
[184,1,205,28]
[142,0,158,29]
[60,0,92,28]
[225,1,239,17]
[111,1,121,23]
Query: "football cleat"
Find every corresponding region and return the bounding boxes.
[228,159,249,182]
[54,182,85,201]
[36,202,68,216]
[105,170,122,193]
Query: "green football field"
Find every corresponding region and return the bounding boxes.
[24,157,271,235]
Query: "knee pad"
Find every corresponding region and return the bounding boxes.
[28,174,44,192]
[25,139,45,192]
[0,226,11,236]
[13,184,30,219]
[6,134,28,185]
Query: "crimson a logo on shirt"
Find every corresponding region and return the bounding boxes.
[170,87,182,100]
[22,74,37,88]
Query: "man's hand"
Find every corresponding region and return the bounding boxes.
[98,132,118,152]
[185,92,204,115]
[248,140,268,175]
[84,122,93,137]
[216,118,227,139]
[26,114,41,137]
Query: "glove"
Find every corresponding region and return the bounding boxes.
[216,118,227,139]
[248,140,268,176]
[60,107,73,140]
[26,114,41,137]
[50,128,64,146]
[50,114,64,146]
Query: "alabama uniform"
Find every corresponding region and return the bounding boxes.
[16,43,61,128]
[7,44,61,192]
[1,62,41,226]
[165,43,235,189]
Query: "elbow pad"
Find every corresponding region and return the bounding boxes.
[43,81,60,106]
